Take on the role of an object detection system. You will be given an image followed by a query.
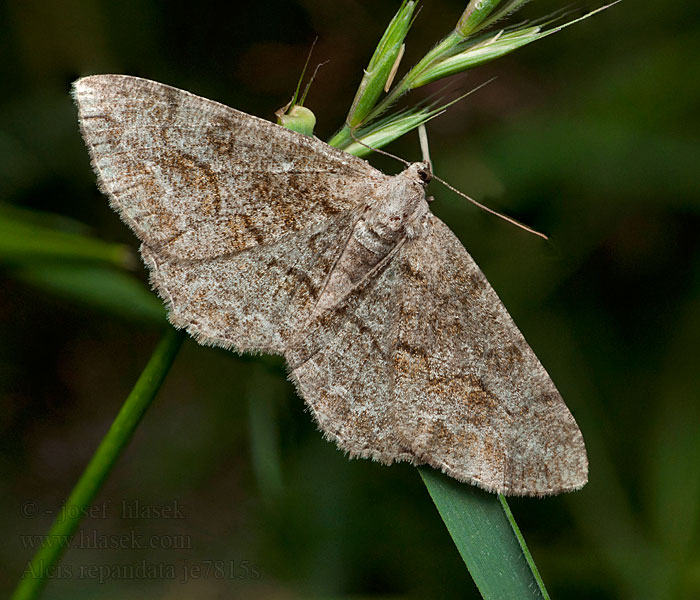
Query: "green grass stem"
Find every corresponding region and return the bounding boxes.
[11,327,185,600]
[420,467,550,599]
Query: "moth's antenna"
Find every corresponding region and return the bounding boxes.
[418,124,548,241]
[433,174,549,240]
[347,126,411,167]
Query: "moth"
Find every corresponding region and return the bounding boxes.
[73,75,587,496]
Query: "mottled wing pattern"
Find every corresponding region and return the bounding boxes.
[74,74,587,494]
[287,242,414,463]
[73,74,388,353]
[73,75,387,261]
[289,215,587,496]
[142,207,361,354]
[392,216,587,495]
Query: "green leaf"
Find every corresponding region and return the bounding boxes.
[0,204,131,266]
[247,366,285,502]
[420,467,550,600]
[14,263,166,324]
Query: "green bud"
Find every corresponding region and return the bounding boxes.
[276,105,317,137]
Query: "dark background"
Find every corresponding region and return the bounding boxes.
[2,0,699,598]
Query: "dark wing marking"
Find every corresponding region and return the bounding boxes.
[73,75,387,261]
[288,215,587,496]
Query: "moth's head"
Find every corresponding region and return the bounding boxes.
[405,161,433,186]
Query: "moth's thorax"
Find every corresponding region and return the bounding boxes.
[362,162,431,244]
[308,164,431,317]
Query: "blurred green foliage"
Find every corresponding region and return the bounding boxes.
[1,0,699,598]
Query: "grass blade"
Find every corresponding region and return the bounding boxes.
[419,467,549,599]
[11,327,185,600]
[0,205,131,266]
[15,263,166,324]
